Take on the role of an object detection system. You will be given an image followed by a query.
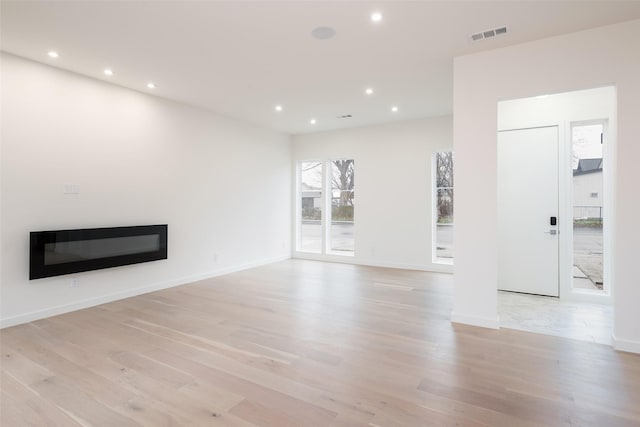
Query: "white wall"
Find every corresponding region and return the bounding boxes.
[292,116,453,272]
[453,20,640,353]
[0,53,292,327]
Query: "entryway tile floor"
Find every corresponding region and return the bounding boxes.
[498,291,613,345]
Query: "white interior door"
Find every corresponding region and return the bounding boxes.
[498,126,559,297]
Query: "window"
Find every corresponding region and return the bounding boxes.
[297,159,355,256]
[434,151,454,262]
[572,122,605,292]
[299,161,323,253]
[329,160,355,254]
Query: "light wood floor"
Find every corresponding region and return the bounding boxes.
[2,260,639,426]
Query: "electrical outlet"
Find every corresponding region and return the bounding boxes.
[63,184,80,194]
[213,253,218,262]
[71,278,79,288]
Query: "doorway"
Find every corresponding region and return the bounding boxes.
[496,86,615,345]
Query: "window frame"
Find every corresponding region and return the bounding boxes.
[296,159,355,257]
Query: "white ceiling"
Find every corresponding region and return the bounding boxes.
[3,1,640,135]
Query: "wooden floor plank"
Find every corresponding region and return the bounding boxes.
[2,259,639,426]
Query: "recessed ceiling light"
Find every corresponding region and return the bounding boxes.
[371,12,383,22]
[365,88,374,95]
[391,106,399,112]
[147,82,156,89]
[311,27,336,40]
[310,119,317,125]
[275,105,283,112]
[48,51,59,58]
[103,69,114,76]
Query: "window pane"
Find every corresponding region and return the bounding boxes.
[572,124,604,292]
[434,151,454,262]
[330,160,354,254]
[435,188,454,259]
[300,161,323,253]
[436,188,454,224]
[436,151,454,187]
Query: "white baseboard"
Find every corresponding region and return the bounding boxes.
[612,334,640,354]
[451,311,500,329]
[292,253,454,274]
[0,254,290,329]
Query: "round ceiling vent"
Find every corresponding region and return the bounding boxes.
[311,26,336,40]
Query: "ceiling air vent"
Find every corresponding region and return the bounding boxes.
[337,114,353,119]
[471,26,507,42]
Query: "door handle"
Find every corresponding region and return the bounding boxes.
[544,230,558,235]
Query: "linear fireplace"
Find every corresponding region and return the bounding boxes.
[30,225,168,279]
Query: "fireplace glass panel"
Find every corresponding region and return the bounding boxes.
[44,235,160,265]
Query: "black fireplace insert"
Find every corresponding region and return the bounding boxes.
[30,225,168,279]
